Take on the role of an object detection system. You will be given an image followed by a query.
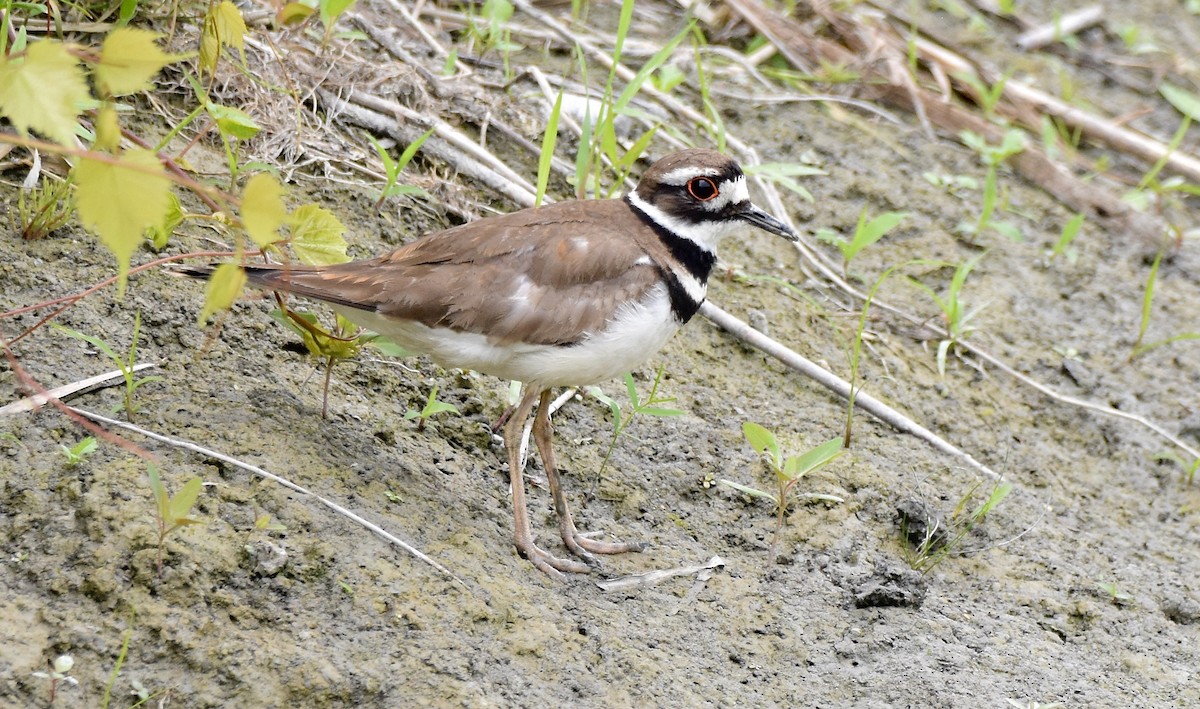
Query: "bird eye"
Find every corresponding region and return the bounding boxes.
[687,177,719,201]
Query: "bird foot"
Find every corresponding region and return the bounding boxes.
[516,539,595,578]
[563,529,649,558]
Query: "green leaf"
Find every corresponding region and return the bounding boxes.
[1160,83,1200,121]
[638,406,683,418]
[319,0,357,28]
[201,1,246,73]
[423,401,459,416]
[53,324,123,366]
[95,28,183,96]
[586,385,621,423]
[168,477,203,522]
[781,436,844,480]
[718,478,778,504]
[148,191,183,250]
[198,263,246,326]
[844,210,908,262]
[0,39,89,146]
[623,372,639,408]
[279,3,314,24]
[208,103,259,140]
[289,204,348,265]
[611,23,692,118]
[742,422,781,468]
[147,463,169,521]
[74,149,171,294]
[368,338,415,358]
[536,89,563,207]
[241,173,286,247]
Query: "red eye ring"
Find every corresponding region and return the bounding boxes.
[687,177,719,201]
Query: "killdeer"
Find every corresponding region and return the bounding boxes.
[188,148,798,577]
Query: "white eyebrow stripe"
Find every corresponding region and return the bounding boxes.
[658,166,721,185]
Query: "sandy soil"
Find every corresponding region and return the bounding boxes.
[2,0,1199,706]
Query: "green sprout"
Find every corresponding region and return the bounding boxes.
[721,423,844,563]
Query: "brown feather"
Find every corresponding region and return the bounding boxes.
[244,199,668,346]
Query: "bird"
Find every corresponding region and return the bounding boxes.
[185,148,798,577]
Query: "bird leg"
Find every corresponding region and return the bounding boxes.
[533,390,648,559]
[504,388,591,576]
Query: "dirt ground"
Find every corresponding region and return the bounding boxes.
[3,0,1200,706]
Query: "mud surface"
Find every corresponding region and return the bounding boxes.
[3,1,1200,706]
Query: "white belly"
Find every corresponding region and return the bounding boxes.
[333,284,682,388]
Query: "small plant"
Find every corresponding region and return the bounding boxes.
[466,0,521,79]
[32,654,78,703]
[404,385,460,431]
[587,364,683,483]
[720,423,844,564]
[270,310,372,418]
[147,464,204,574]
[901,480,1012,573]
[816,208,908,276]
[16,174,74,240]
[957,128,1026,242]
[1129,247,1200,359]
[1097,580,1134,604]
[1046,212,1085,264]
[253,512,287,533]
[53,310,163,422]
[368,128,434,209]
[60,436,97,466]
[101,626,133,709]
[908,252,989,377]
[954,70,1011,120]
[922,171,978,197]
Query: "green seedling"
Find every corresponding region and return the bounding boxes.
[369,127,434,209]
[536,89,564,207]
[33,654,77,703]
[1130,247,1200,359]
[1154,451,1200,484]
[1097,580,1134,604]
[319,0,358,45]
[147,463,204,574]
[53,310,163,422]
[575,3,691,198]
[270,309,373,418]
[587,364,683,484]
[466,0,520,79]
[922,171,979,197]
[60,436,97,466]
[189,73,262,190]
[101,625,133,709]
[844,259,943,446]
[901,479,1012,573]
[816,208,908,276]
[954,71,1010,120]
[957,129,1026,242]
[404,385,460,431]
[16,173,74,240]
[1047,212,1085,263]
[253,512,287,533]
[908,252,989,377]
[720,424,844,564]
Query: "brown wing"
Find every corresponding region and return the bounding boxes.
[244,199,664,346]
